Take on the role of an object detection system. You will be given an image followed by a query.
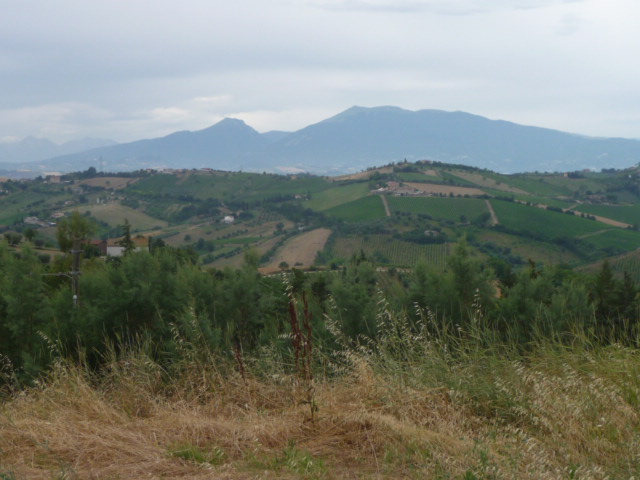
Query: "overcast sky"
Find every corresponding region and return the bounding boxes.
[2,0,639,144]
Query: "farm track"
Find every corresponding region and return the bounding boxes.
[380,195,391,217]
[578,228,616,239]
[516,200,632,229]
[485,199,499,225]
[587,214,632,228]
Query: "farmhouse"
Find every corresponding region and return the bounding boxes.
[94,236,150,257]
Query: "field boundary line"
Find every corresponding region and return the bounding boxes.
[485,199,499,226]
[380,195,391,217]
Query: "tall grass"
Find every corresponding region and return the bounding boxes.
[2,293,640,478]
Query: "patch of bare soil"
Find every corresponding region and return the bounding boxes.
[260,228,332,273]
[589,215,632,228]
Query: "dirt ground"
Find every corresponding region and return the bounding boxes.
[260,228,332,273]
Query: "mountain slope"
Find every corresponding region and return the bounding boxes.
[25,118,269,173]
[0,137,116,164]
[7,106,640,175]
[271,106,640,172]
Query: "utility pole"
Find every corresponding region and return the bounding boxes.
[71,238,82,306]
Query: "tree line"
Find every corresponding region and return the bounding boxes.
[0,222,639,385]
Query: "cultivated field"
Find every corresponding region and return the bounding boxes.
[579,227,640,252]
[306,182,370,211]
[388,196,489,222]
[403,182,487,196]
[78,177,139,190]
[78,203,168,231]
[490,200,608,238]
[575,203,640,226]
[261,228,332,273]
[447,170,529,194]
[324,196,387,222]
[580,249,640,282]
[330,234,453,268]
[332,166,393,181]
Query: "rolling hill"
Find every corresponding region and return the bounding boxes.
[2,161,638,273]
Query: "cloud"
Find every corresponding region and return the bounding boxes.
[0,103,115,142]
[306,0,584,15]
[2,0,640,143]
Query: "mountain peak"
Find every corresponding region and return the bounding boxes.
[324,105,411,123]
[216,117,248,127]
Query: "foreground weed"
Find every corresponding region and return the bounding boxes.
[462,443,498,480]
[168,443,227,466]
[248,440,326,478]
[285,280,317,422]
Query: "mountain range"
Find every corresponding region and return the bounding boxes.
[0,137,116,165]
[2,106,640,176]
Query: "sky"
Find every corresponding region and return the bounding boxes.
[2,0,640,144]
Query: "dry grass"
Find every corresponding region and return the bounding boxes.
[260,228,332,274]
[2,338,640,480]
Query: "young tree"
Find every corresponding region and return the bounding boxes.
[56,211,95,253]
[117,219,135,253]
[56,211,96,304]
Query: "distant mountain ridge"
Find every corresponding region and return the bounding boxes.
[3,106,640,176]
[0,137,117,164]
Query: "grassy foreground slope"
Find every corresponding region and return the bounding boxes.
[2,332,639,479]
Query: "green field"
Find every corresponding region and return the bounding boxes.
[388,196,489,222]
[506,194,574,209]
[574,204,640,225]
[213,236,262,245]
[437,170,479,186]
[330,234,453,268]
[486,173,572,196]
[307,182,370,211]
[127,172,330,202]
[324,195,387,222]
[579,250,640,283]
[581,228,640,252]
[609,251,640,282]
[79,203,168,231]
[0,190,55,224]
[490,200,607,238]
[476,230,583,266]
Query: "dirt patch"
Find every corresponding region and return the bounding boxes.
[485,199,499,226]
[403,182,487,197]
[260,228,332,273]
